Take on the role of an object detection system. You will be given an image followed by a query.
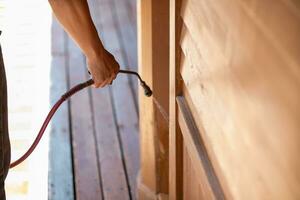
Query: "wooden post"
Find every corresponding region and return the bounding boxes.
[169,0,183,199]
[138,0,170,199]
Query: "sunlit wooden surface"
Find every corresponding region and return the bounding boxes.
[49,0,139,199]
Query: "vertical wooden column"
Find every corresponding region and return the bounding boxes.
[138,0,170,199]
[169,0,183,199]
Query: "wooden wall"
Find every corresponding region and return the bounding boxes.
[173,0,300,199]
[140,0,300,199]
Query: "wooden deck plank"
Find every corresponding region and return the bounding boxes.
[125,0,137,26]
[90,87,131,200]
[111,0,139,108]
[112,0,137,70]
[48,18,75,200]
[67,37,103,200]
[49,1,139,199]
[96,0,140,199]
[88,0,131,199]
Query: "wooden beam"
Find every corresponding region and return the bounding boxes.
[137,0,157,198]
[169,0,183,199]
[138,0,170,199]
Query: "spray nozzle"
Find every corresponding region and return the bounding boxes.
[88,69,152,97]
[118,69,152,97]
[140,81,152,97]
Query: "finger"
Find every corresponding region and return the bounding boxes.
[112,67,119,81]
[108,77,114,85]
[115,64,120,73]
[93,81,102,88]
[108,74,116,85]
[112,72,118,81]
[99,78,111,88]
[93,78,105,88]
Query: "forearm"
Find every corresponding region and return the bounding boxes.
[49,0,119,88]
[49,0,104,59]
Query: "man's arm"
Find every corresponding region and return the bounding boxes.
[48,0,119,87]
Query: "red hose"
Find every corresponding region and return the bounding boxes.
[9,79,94,169]
[9,69,152,169]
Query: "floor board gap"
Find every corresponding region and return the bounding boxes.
[64,31,77,200]
[109,87,133,200]
[110,0,139,116]
[88,79,105,200]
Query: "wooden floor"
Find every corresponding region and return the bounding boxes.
[48,0,139,199]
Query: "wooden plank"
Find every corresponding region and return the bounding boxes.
[96,0,140,199]
[113,0,137,71]
[177,96,225,200]
[67,37,103,200]
[87,0,131,199]
[181,0,300,80]
[48,17,74,200]
[181,0,228,70]
[90,87,130,200]
[111,0,139,106]
[137,0,171,198]
[238,0,300,65]
[169,0,184,199]
[179,0,300,199]
[126,0,137,26]
[183,146,201,200]
[137,1,158,198]
[181,0,226,63]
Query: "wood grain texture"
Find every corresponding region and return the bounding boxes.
[49,0,139,199]
[96,0,140,198]
[127,0,137,26]
[112,0,139,104]
[183,146,202,200]
[151,0,170,194]
[137,0,158,198]
[169,0,184,199]
[88,0,131,199]
[91,86,130,200]
[138,0,171,198]
[48,17,74,200]
[68,37,103,200]
[179,0,300,199]
[177,96,224,200]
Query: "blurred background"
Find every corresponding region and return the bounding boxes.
[1,0,51,199]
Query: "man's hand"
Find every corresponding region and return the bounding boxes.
[49,0,120,88]
[87,49,120,88]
